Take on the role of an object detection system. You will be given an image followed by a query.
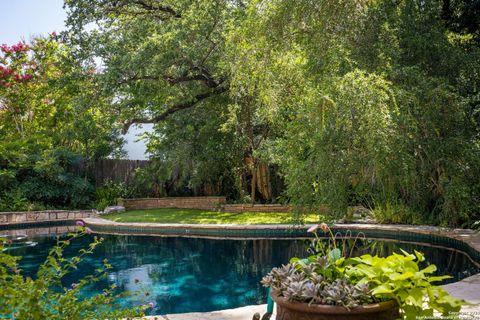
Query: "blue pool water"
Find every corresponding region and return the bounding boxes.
[5,233,479,315]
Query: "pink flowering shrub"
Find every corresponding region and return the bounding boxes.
[0,41,37,90]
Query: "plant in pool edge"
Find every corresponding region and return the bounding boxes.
[262,223,465,320]
[0,225,149,319]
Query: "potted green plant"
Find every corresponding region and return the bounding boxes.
[261,223,465,320]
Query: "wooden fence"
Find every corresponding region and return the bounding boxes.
[92,159,150,186]
[73,159,150,186]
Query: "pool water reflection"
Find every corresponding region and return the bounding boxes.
[9,234,479,315]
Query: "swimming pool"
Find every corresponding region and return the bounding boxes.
[6,233,479,315]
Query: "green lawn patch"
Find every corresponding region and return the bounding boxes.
[102,208,322,224]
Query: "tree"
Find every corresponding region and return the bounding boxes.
[64,0,231,132]
[64,0,480,226]
[0,35,124,210]
[221,0,480,225]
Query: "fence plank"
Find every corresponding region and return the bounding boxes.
[91,159,150,186]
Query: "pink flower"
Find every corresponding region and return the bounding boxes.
[0,44,12,54]
[11,42,28,52]
[75,220,85,227]
[319,223,329,232]
[1,67,13,76]
[85,227,93,234]
[307,224,319,233]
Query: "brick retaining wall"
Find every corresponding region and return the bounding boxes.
[120,197,292,213]
[0,210,97,225]
[223,204,291,213]
[120,197,227,211]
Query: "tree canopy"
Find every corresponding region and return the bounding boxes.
[1,0,478,226]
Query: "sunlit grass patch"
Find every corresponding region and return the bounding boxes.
[103,208,322,225]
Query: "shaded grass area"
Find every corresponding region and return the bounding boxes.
[102,208,323,224]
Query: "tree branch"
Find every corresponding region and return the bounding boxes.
[121,85,227,133]
[105,0,181,20]
[120,71,222,88]
[131,0,181,18]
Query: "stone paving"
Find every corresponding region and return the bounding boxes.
[143,304,271,320]
[444,273,480,304]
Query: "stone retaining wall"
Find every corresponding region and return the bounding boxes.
[0,225,77,237]
[0,210,97,225]
[120,197,227,211]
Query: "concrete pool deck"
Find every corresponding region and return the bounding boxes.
[143,304,272,320]
[82,218,480,318]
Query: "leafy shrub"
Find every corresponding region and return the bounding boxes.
[0,228,148,319]
[262,224,464,319]
[345,251,464,319]
[372,201,423,225]
[126,162,169,198]
[0,189,30,212]
[0,145,95,211]
[95,180,131,211]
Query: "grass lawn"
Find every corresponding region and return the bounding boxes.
[102,208,322,224]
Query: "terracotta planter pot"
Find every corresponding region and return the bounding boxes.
[271,293,399,320]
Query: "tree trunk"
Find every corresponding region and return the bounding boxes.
[256,162,272,201]
[266,164,272,201]
[251,158,257,204]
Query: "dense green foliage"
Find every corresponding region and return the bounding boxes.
[1,1,478,226]
[61,0,480,227]
[0,229,146,319]
[230,0,480,226]
[0,36,124,211]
